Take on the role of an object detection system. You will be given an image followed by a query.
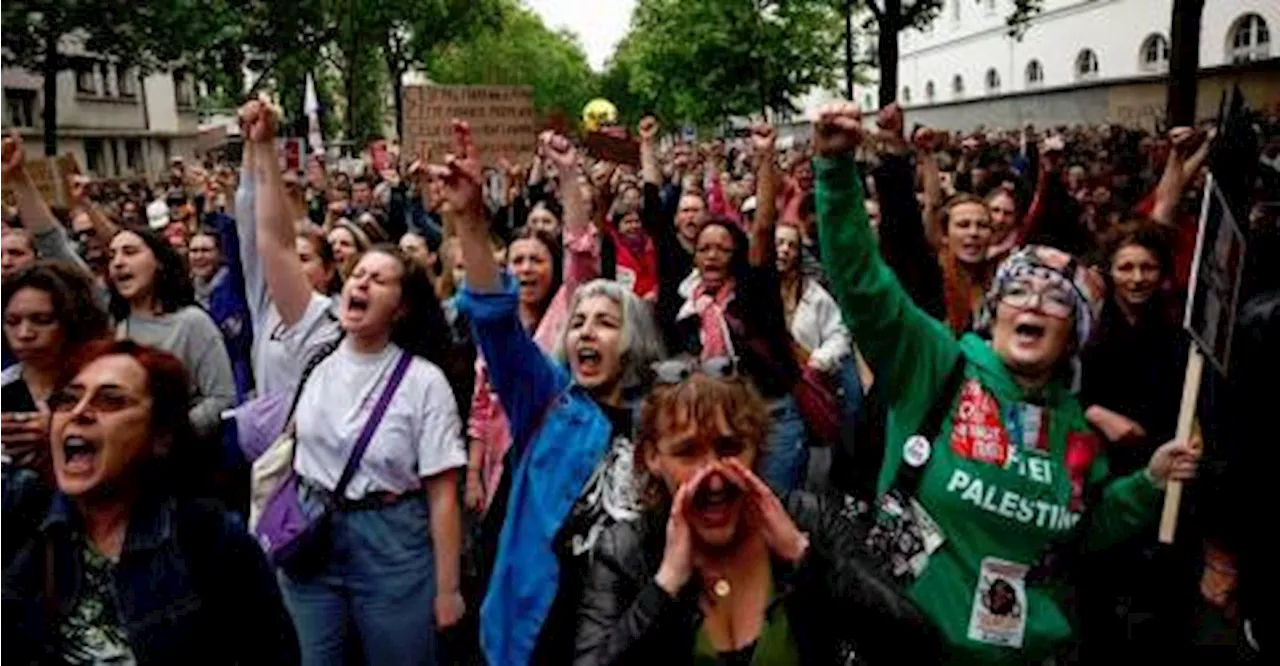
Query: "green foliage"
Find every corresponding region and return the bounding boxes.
[430,0,595,123]
[602,0,842,130]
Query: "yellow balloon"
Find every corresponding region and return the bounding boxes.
[582,98,617,132]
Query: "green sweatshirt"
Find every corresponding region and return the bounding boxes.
[814,155,1162,664]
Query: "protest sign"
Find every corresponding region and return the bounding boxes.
[2,155,71,208]
[402,85,536,165]
[584,130,641,167]
[1159,174,1246,544]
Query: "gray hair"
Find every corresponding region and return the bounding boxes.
[554,279,666,393]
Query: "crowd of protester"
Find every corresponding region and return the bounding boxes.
[2,92,1278,665]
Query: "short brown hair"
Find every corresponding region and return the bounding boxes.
[634,373,769,507]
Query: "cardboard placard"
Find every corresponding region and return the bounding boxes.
[584,130,641,167]
[2,155,72,208]
[402,85,536,165]
[1183,174,1247,376]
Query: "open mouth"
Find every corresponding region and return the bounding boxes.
[1014,321,1046,343]
[346,294,369,314]
[112,272,135,289]
[691,472,743,526]
[575,347,602,375]
[61,436,99,475]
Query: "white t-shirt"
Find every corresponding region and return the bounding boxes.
[293,339,466,499]
[253,292,342,398]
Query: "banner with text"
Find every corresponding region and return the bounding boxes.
[402,85,537,165]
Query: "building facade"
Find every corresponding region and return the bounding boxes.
[897,0,1279,130]
[2,41,200,178]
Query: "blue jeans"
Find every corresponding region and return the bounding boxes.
[279,497,437,666]
[762,395,809,495]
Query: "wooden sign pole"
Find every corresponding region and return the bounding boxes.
[1158,345,1204,544]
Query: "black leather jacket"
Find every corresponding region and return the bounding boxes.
[574,491,940,665]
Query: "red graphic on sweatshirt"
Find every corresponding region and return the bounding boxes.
[1065,432,1100,511]
[950,379,1011,467]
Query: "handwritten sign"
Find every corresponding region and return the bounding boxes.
[402,85,536,165]
[585,131,641,167]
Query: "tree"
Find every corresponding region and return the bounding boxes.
[862,0,1041,106]
[606,0,842,129]
[430,1,596,122]
[2,0,239,155]
[342,0,505,142]
[1165,0,1205,126]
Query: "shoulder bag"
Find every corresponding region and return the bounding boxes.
[255,350,412,574]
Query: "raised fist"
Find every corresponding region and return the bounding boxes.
[813,102,863,157]
[639,116,658,143]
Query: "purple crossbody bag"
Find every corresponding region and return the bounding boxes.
[255,351,412,572]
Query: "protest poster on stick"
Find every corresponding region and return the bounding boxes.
[1159,174,1247,544]
[402,85,537,165]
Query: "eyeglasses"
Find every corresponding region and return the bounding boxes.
[651,357,738,385]
[47,387,146,415]
[999,279,1074,319]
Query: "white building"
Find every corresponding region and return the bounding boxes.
[2,39,200,178]
[897,0,1278,129]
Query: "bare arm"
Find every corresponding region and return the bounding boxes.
[748,123,778,268]
[639,117,662,186]
[426,468,464,626]
[436,122,499,292]
[243,100,314,326]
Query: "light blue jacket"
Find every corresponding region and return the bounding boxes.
[457,274,612,666]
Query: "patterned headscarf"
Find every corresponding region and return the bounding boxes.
[975,245,1105,353]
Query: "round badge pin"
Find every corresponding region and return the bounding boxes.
[903,435,932,468]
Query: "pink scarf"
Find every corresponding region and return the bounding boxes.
[691,279,736,360]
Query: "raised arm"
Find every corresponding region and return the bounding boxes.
[748,123,778,269]
[1151,126,1213,227]
[1,134,92,274]
[812,102,960,419]
[443,121,566,456]
[241,99,313,327]
[542,132,598,291]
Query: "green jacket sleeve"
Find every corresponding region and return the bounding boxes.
[814,154,961,424]
[1081,464,1163,552]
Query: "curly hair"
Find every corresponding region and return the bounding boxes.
[633,372,769,508]
[107,226,195,322]
[3,259,111,354]
[1099,219,1174,280]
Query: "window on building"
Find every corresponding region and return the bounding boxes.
[952,74,965,97]
[4,89,36,128]
[118,67,138,98]
[1139,34,1170,72]
[99,63,114,96]
[903,86,912,104]
[1026,59,1044,86]
[1075,49,1099,81]
[985,68,1001,93]
[174,70,195,107]
[75,60,98,95]
[125,139,144,173]
[1228,13,1271,63]
[925,80,936,102]
[864,93,873,109]
[84,138,106,175]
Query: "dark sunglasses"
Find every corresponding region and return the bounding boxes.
[651,356,738,385]
[47,387,146,415]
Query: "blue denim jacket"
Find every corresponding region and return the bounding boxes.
[2,469,299,665]
[457,275,612,666]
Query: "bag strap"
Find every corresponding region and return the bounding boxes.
[332,351,413,498]
[283,334,344,431]
[888,356,967,497]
